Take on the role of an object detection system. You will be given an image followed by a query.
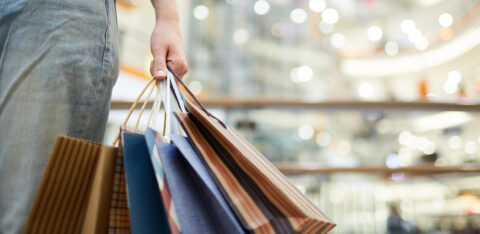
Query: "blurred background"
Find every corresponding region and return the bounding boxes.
[108,0,480,233]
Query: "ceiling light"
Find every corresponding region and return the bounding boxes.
[193,5,209,20]
[415,137,429,151]
[414,37,429,50]
[290,8,307,24]
[439,13,453,27]
[423,142,436,155]
[447,70,462,83]
[297,65,313,82]
[298,125,314,140]
[330,33,346,48]
[385,41,399,56]
[309,0,326,13]
[290,66,313,83]
[449,136,462,149]
[398,147,412,166]
[401,19,416,34]
[406,135,418,149]
[322,8,339,24]
[465,141,477,154]
[444,81,458,94]
[340,23,480,77]
[254,0,270,15]
[398,131,412,145]
[367,26,383,41]
[358,82,374,98]
[413,112,472,131]
[408,29,423,43]
[386,153,401,169]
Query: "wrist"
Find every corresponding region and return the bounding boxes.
[155,13,179,24]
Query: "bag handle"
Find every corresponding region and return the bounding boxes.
[112,78,158,145]
[166,65,227,128]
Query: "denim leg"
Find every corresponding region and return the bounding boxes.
[0,1,119,233]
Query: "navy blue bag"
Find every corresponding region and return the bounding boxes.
[144,128,244,234]
[122,131,171,234]
[170,134,244,234]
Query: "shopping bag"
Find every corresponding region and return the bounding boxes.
[121,131,171,234]
[24,77,160,234]
[108,148,131,233]
[144,128,243,234]
[176,102,335,233]
[170,134,244,234]
[168,71,335,233]
[23,136,119,234]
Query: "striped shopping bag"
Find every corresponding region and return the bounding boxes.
[23,136,125,234]
[175,99,335,234]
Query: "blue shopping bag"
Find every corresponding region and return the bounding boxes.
[170,134,244,234]
[122,131,171,234]
[144,128,244,234]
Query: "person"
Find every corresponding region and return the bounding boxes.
[0,0,188,232]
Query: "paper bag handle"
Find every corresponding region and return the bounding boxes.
[167,66,227,128]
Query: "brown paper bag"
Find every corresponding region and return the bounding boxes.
[23,136,120,234]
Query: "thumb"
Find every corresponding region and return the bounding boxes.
[150,48,168,79]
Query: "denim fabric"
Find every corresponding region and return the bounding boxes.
[0,0,119,233]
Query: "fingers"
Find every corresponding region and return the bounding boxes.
[150,47,168,79]
[150,48,188,80]
[166,47,189,78]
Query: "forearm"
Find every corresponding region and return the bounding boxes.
[151,0,180,23]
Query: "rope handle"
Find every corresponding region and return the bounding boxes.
[112,77,157,146]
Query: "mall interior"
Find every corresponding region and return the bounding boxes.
[107,0,480,233]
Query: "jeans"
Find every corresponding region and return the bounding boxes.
[0,0,119,232]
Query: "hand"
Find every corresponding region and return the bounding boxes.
[150,20,188,79]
